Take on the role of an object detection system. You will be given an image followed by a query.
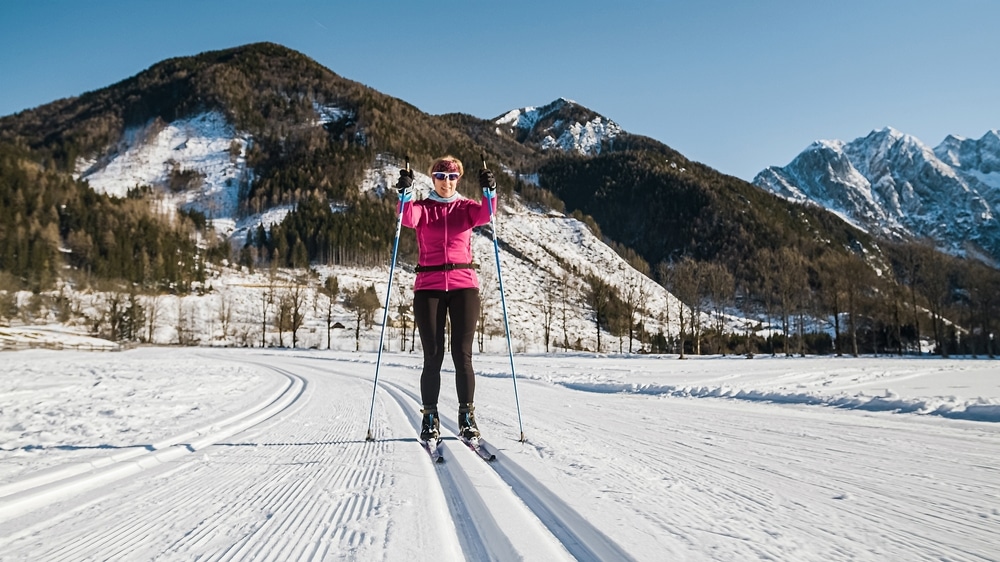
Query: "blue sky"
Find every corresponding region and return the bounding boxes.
[1,0,998,181]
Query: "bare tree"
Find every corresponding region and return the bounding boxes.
[176,297,198,346]
[967,262,999,359]
[915,247,951,356]
[841,254,877,357]
[776,248,807,356]
[896,243,924,354]
[655,262,675,353]
[817,253,849,356]
[559,271,572,350]
[288,282,308,349]
[541,273,560,353]
[259,274,276,348]
[343,285,380,351]
[704,262,735,355]
[670,257,706,356]
[396,285,411,352]
[275,290,292,348]
[320,275,340,350]
[584,274,614,352]
[145,293,163,344]
[218,293,233,345]
[621,270,649,354]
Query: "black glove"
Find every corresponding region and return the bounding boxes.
[478,168,496,191]
[396,168,414,193]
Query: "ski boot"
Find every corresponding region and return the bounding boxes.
[420,406,440,442]
[458,403,480,440]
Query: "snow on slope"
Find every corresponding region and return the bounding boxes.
[75,111,252,237]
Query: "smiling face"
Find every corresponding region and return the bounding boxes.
[431,171,460,198]
[428,157,464,199]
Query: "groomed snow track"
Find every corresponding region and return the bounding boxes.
[379,380,635,562]
[0,352,635,560]
[0,362,305,525]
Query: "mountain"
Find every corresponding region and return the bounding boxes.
[493,98,623,155]
[1,41,879,278]
[753,128,1000,263]
[3,42,999,356]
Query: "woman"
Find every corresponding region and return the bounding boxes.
[395,155,497,442]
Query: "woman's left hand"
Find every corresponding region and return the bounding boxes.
[479,169,496,195]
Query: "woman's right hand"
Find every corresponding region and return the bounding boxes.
[396,169,414,202]
[396,168,414,193]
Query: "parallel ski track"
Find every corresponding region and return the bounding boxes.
[0,359,397,560]
[1,354,630,560]
[379,382,520,562]
[380,377,635,562]
[141,359,397,561]
[0,361,305,527]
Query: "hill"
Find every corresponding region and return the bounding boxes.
[1,42,998,357]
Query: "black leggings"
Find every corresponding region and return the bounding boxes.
[413,288,480,406]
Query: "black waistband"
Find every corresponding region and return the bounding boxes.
[415,262,478,272]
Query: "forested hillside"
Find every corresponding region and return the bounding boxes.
[0,143,216,292]
[1,42,998,357]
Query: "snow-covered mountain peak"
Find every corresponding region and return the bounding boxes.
[496,98,573,129]
[755,127,1000,262]
[851,127,926,159]
[494,98,621,156]
[934,129,1000,175]
[807,139,846,154]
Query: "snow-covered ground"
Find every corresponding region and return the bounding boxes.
[2,347,998,560]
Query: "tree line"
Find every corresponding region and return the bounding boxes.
[0,143,217,293]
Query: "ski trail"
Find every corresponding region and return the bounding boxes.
[380,375,634,560]
[306,353,631,560]
[381,383,519,561]
[380,380,577,561]
[0,364,303,525]
[484,444,639,562]
[0,355,457,560]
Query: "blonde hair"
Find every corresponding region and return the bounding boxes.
[428,155,464,177]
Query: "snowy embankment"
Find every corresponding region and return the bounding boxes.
[514,354,1000,423]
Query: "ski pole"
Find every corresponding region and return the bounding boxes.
[366,157,410,442]
[482,152,526,443]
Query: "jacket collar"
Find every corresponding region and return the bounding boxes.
[427,191,461,203]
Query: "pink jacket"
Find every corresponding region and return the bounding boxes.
[401,194,494,291]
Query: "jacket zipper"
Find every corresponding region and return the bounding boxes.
[443,202,449,292]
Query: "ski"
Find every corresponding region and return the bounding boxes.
[421,438,444,464]
[460,436,496,462]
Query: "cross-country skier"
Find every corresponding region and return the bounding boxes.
[395,155,497,442]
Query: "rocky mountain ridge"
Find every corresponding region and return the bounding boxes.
[754,128,1000,263]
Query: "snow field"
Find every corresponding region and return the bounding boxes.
[0,349,998,560]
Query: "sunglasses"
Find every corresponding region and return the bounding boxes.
[432,172,461,181]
